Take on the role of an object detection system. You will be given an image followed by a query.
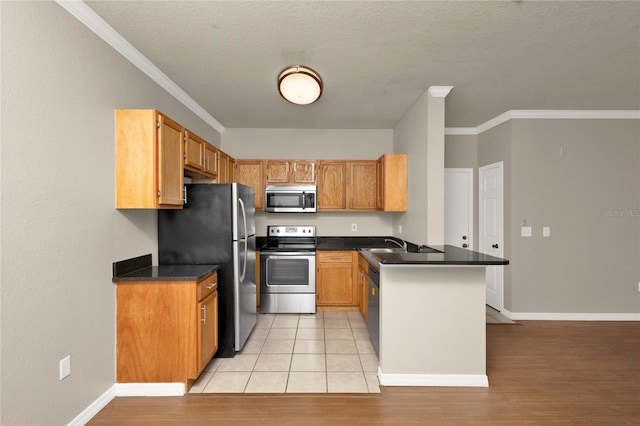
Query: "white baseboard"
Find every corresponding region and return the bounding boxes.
[67,383,185,426]
[378,367,489,387]
[68,385,116,426]
[501,308,640,321]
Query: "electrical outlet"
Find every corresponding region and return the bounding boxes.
[351,223,357,232]
[398,225,403,234]
[59,355,71,380]
[521,226,532,237]
[638,282,640,292]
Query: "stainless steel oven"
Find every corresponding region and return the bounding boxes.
[260,225,316,313]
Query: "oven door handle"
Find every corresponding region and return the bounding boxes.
[263,253,316,258]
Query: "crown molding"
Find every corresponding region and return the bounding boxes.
[446,110,640,136]
[428,86,454,98]
[55,0,225,134]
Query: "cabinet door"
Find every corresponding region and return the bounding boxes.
[292,160,316,183]
[316,251,355,306]
[157,113,184,206]
[266,160,290,183]
[318,161,346,210]
[184,131,205,171]
[198,290,218,372]
[349,161,377,210]
[218,151,229,183]
[228,158,236,182]
[236,160,265,210]
[377,154,407,211]
[203,144,218,178]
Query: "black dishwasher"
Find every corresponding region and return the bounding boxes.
[367,264,380,356]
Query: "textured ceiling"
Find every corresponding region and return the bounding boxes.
[84,1,640,129]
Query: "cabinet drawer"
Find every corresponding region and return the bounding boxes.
[197,272,218,301]
[317,251,352,263]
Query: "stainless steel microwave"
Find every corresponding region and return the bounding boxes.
[265,185,317,213]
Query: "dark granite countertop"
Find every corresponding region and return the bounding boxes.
[113,264,219,282]
[257,236,509,266]
[359,244,509,267]
[112,254,219,282]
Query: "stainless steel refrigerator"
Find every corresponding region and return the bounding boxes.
[158,183,256,357]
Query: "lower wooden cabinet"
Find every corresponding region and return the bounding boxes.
[357,253,370,321]
[116,272,218,388]
[316,251,358,307]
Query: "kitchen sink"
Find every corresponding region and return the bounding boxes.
[364,247,405,254]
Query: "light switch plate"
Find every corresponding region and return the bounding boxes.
[543,227,551,237]
[521,226,532,237]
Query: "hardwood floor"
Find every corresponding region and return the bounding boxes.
[89,321,640,424]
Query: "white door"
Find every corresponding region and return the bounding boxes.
[479,162,504,311]
[444,168,473,249]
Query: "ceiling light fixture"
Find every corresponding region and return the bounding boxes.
[278,65,323,105]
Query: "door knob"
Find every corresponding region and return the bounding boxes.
[492,243,499,249]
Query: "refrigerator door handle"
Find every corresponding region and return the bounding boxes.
[238,197,248,282]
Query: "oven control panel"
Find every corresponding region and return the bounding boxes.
[267,225,316,237]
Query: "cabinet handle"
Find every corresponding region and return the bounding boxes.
[183,186,187,204]
[206,283,216,289]
[492,243,499,249]
[371,287,376,296]
[201,305,206,324]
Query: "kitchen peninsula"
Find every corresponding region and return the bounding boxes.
[359,244,509,387]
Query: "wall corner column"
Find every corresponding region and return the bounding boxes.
[426,86,453,245]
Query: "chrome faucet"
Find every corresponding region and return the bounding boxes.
[384,238,407,252]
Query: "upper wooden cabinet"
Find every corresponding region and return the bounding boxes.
[266,160,316,184]
[236,160,265,210]
[184,130,205,171]
[203,144,218,178]
[318,161,347,210]
[218,151,230,183]
[184,131,221,180]
[377,154,407,211]
[348,161,377,210]
[116,109,184,209]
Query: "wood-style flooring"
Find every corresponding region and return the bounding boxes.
[89,321,640,425]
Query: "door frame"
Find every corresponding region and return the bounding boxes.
[479,161,504,311]
[444,168,474,250]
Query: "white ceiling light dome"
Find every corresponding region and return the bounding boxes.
[278,65,323,105]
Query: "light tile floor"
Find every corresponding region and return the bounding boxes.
[190,311,379,394]
[190,307,514,394]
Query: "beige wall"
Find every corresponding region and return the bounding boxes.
[393,90,446,246]
[222,128,396,236]
[0,2,220,424]
[508,119,639,313]
[453,119,640,314]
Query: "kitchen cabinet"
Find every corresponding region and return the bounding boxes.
[183,131,220,180]
[348,161,377,210]
[317,161,347,210]
[184,130,205,172]
[316,251,357,307]
[228,157,236,182]
[116,271,218,389]
[236,159,265,210]
[266,160,316,184]
[116,109,184,209]
[218,151,230,183]
[357,253,369,321]
[203,143,219,178]
[377,154,407,211]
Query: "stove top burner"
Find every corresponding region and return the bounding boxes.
[264,225,317,252]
